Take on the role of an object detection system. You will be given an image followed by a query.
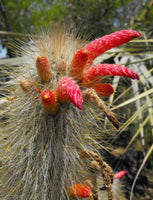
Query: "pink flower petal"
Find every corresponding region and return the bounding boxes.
[84,30,141,67]
[114,171,127,179]
[36,56,52,81]
[92,83,115,97]
[82,64,139,84]
[69,49,88,81]
[55,77,83,109]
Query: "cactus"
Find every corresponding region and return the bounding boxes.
[0,27,141,200]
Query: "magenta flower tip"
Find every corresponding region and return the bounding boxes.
[56,77,83,110]
[83,30,142,67]
[82,64,140,84]
[114,170,127,179]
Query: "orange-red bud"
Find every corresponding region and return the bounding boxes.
[40,90,59,115]
[36,56,52,81]
[69,49,88,81]
[67,183,92,199]
[92,83,115,97]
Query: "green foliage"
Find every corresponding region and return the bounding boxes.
[0,0,148,37]
[59,0,132,37]
[131,0,153,35]
[0,0,67,32]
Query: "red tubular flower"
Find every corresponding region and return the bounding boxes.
[36,56,52,81]
[83,30,141,67]
[67,183,92,199]
[114,170,127,179]
[82,64,139,85]
[40,90,59,115]
[40,30,141,113]
[92,83,115,97]
[55,77,83,110]
[69,49,88,81]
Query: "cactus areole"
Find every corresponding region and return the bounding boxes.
[1,27,141,200]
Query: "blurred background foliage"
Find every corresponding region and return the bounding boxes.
[0,0,153,37]
[1,0,153,58]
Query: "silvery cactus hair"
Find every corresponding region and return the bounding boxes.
[1,27,141,200]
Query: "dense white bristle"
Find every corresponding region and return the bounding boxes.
[0,26,114,200]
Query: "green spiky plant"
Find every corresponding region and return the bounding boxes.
[0,26,142,200]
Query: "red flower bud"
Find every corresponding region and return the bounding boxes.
[114,170,127,179]
[92,83,115,97]
[69,49,88,81]
[36,56,52,81]
[68,183,92,199]
[56,77,83,110]
[41,90,59,115]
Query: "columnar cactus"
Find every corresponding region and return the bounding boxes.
[1,27,141,200]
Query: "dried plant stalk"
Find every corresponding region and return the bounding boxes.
[79,150,114,200]
[83,88,119,129]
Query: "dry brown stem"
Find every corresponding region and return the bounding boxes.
[79,150,114,200]
[83,88,119,129]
